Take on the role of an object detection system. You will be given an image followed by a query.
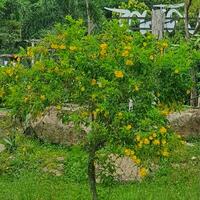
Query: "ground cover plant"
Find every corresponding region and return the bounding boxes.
[0,133,199,200]
[0,17,199,199]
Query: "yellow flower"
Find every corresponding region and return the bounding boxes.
[153,139,160,145]
[135,135,141,142]
[159,127,167,134]
[138,141,143,148]
[162,42,168,48]
[139,167,148,177]
[91,79,97,86]
[40,95,46,101]
[149,136,153,140]
[125,59,133,66]
[152,132,157,138]
[100,43,108,49]
[125,124,132,131]
[51,44,59,49]
[143,138,150,145]
[130,155,137,162]
[133,85,139,92]
[27,48,33,57]
[5,68,14,77]
[100,50,107,57]
[69,46,77,51]
[59,44,66,49]
[124,148,134,156]
[135,158,141,164]
[161,150,169,157]
[125,46,131,51]
[121,50,129,57]
[114,70,124,78]
[56,105,62,110]
[161,140,167,145]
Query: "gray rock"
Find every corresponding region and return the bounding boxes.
[168,109,200,137]
[28,106,88,146]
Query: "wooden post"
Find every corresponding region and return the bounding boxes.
[152,7,165,39]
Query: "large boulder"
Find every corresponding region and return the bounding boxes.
[167,108,200,137]
[28,106,88,146]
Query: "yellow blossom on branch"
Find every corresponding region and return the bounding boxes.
[159,127,167,134]
[91,79,97,86]
[121,50,129,57]
[153,139,160,145]
[125,59,133,66]
[114,71,124,78]
[125,124,132,131]
[143,138,150,145]
[139,167,148,177]
[100,43,108,49]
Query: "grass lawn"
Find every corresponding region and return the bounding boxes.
[0,134,199,200]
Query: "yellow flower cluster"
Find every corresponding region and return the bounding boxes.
[51,44,66,50]
[124,148,141,164]
[162,42,168,49]
[125,124,132,131]
[161,149,170,157]
[40,95,46,101]
[91,79,97,86]
[69,46,77,51]
[121,50,129,57]
[125,59,133,66]
[159,127,167,134]
[139,167,148,177]
[100,43,108,57]
[114,70,124,78]
[27,47,34,57]
[5,68,14,77]
[133,85,139,92]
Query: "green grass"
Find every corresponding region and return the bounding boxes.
[0,134,199,200]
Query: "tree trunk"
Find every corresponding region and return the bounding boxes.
[151,8,165,40]
[85,0,92,35]
[88,148,98,200]
[184,0,192,39]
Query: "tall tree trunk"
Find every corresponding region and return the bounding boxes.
[85,0,94,35]
[88,147,98,200]
[184,0,192,39]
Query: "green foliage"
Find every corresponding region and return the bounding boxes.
[0,17,194,162]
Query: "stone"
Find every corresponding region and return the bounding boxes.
[96,154,141,182]
[167,108,200,137]
[0,144,6,153]
[27,106,88,146]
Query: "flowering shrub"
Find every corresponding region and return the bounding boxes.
[0,16,194,199]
